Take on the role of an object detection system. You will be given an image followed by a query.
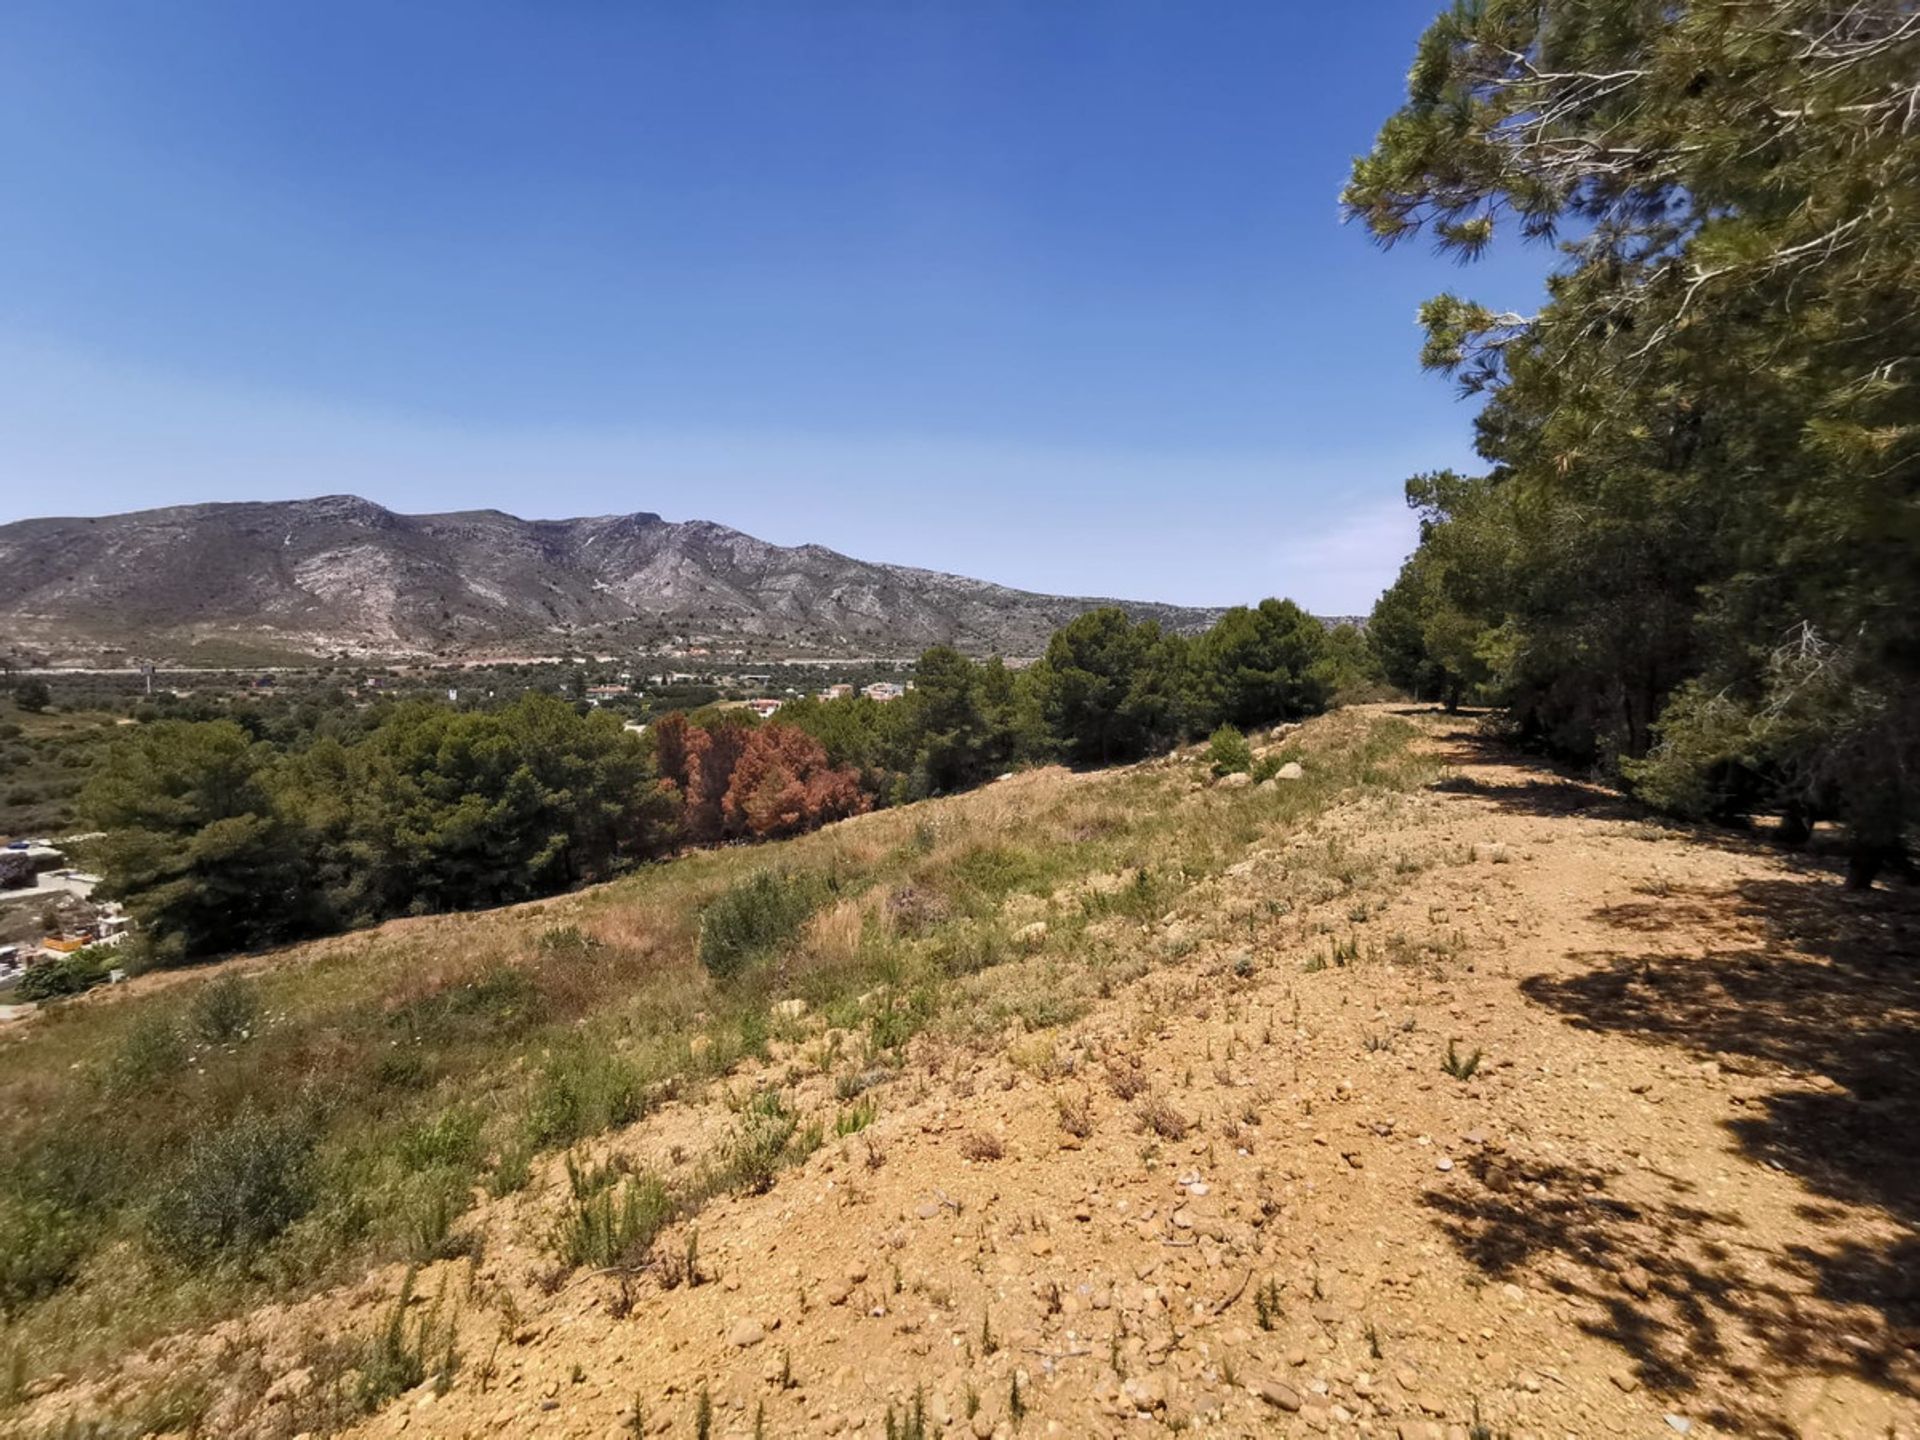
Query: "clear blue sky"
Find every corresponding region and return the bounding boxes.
[0,2,1550,613]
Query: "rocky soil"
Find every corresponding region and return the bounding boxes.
[13,710,1917,1439]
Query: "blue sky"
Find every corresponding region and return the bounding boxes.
[0,2,1551,613]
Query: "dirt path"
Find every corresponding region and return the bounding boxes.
[24,708,1918,1439]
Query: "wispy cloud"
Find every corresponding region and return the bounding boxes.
[1265,498,1417,615]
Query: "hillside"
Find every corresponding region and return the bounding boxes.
[1,706,1911,1438]
[0,497,1224,662]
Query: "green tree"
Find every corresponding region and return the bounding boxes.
[13,678,51,713]
[1029,609,1184,766]
[81,721,314,962]
[1190,598,1333,730]
[1349,0,1920,883]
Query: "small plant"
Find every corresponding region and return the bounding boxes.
[0,1199,84,1317]
[552,1171,672,1270]
[1442,1038,1484,1081]
[1009,1371,1026,1427]
[885,1386,928,1440]
[1254,1277,1283,1331]
[107,1012,188,1094]
[1207,724,1252,777]
[698,869,821,979]
[980,1309,998,1356]
[1054,1090,1094,1139]
[695,1384,713,1440]
[1104,1053,1148,1100]
[835,1098,876,1136]
[959,1130,1004,1162]
[487,1141,534,1197]
[1366,1319,1383,1359]
[190,972,260,1045]
[357,1266,459,1412]
[1135,1093,1191,1141]
[538,923,598,954]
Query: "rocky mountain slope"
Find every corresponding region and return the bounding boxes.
[0,496,1223,661]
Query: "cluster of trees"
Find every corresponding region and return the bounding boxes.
[1352,0,1918,885]
[79,598,1364,964]
[651,711,870,841]
[776,600,1366,797]
[84,696,677,962]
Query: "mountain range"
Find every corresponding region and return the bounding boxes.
[0,496,1226,663]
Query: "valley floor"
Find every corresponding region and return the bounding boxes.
[14,707,1918,1439]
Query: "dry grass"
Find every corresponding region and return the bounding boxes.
[0,709,1432,1420]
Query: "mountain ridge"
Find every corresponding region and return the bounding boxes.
[0,495,1227,662]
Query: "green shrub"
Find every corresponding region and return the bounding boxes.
[149,1108,315,1263]
[357,1266,458,1411]
[697,871,821,979]
[0,1199,85,1315]
[107,1012,188,1094]
[397,1105,486,1172]
[552,1170,672,1269]
[1207,724,1253,777]
[709,1090,810,1197]
[17,947,114,1002]
[526,1044,644,1147]
[190,972,259,1045]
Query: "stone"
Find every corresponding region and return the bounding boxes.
[772,998,808,1021]
[1217,772,1253,790]
[1435,1156,1454,1172]
[688,1035,713,1063]
[1609,1369,1640,1393]
[971,1412,996,1438]
[1255,1381,1303,1411]
[1276,762,1305,780]
[1016,921,1048,947]
[1620,1264,1652,1298]
[1121,1375,1166,1411]
[728,1319,765,1348]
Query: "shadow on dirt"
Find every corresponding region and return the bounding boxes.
[1432,875,1920,1429]
[1421,1146,1915,1435]
[1414,721,1920,1429]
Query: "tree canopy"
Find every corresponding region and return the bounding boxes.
[1352,0,1918,884]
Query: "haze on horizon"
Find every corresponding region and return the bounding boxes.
[0,1,1552,615]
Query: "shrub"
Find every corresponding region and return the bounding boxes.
[190,972,259,1045]
[697,870,821,979]
[526,1044,644,1147]
[1207,724,1253,777]
[397,1105,486,1172]
[552,1170,672,1269]
[357,1266,458,1411]
[107,1012,188,1094]
[149,1108,315,1263]
[17,947,113,1002]
[0,1199,85,1315]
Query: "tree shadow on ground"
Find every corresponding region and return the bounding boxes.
[1421,1146,1915,1435]
[1437,875,1920,1431]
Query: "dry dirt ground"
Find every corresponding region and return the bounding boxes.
[19,709,1920,1439]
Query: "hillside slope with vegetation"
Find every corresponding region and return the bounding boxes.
[2,706,1912,1438]
[66,599,1364,970]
